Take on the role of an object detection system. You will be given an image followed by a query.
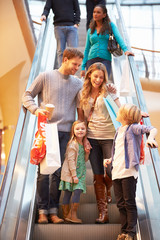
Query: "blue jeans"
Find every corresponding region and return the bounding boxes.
[86,57,111,77]
[88,138,113,178]
[113,177,137,237]
[54,25,78,67]
[37,131,70,215]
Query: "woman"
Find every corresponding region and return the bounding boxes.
[86,0,106,30]
[81,4,134,78]
[78,62,121,224]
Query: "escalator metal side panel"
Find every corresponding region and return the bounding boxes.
[0,112,37,240]
[16,163,37,240]
[0,108,26,224]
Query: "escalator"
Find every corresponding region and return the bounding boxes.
[0,1,160,239]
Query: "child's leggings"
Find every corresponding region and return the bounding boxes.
[63,189,83,204]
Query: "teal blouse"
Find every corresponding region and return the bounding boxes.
[81,22,128,70]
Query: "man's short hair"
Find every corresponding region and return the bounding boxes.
[62,48,84,62]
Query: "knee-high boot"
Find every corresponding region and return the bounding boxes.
[94,174,109,224]
[104,172,112,203]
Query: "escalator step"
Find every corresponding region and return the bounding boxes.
[33,224,121,240]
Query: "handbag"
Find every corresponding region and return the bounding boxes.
[107,27,123,57]
[40,122,61,175]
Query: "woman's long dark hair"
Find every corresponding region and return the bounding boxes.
[89,4,111,35]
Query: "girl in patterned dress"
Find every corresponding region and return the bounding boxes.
[59,120,90,223]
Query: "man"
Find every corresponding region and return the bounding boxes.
[86,0,106,30]
[41,0,80,67]
[22,48,84,224]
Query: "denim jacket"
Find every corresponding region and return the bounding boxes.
[112,123,153,171]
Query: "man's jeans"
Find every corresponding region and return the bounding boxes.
[37,131,70,215]
[54,25,78,67]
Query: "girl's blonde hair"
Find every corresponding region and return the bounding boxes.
[80,62,108,110]
[119,103,142,125]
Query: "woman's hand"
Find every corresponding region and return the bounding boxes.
[80,70,85,78]
[73,176,79,184]
[103,158,112,167]
[85,148,90,154]
[107,83,117,94]
[125,51,135,56]
[84,137,92,152]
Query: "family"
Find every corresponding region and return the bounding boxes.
[22,3,158,240]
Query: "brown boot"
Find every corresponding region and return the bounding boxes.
[38,213,48,224]
[62,204,70,220]
[104,172,112,203]
[94,174,109,224]
[65,203,82,224]
[49,214,64,224]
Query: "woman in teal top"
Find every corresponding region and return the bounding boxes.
[81,4,134,77]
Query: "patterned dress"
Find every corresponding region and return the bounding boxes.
[59,143,86,193]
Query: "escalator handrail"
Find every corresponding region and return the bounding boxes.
[0,20,47,226]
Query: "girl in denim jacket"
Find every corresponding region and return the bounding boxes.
[104,103,158,240]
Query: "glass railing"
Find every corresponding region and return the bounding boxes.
[0,13,56,240]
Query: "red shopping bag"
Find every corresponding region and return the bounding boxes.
[30,113,47,165]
